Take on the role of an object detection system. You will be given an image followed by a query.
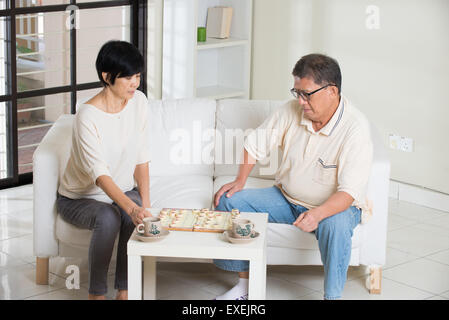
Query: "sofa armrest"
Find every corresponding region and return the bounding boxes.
[33,115,74,257]
[359,125,391,266]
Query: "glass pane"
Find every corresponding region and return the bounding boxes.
[0,102,12,179]
[15,0,69,7]
[16,11,71,92]
[0,0,5,10]
[0,16,9,96]
[17,92,70,174]
[77,6,131,84]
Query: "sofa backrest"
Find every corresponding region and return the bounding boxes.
[39,114,74,184]
[214,99,288,179]
[148,98,216,177]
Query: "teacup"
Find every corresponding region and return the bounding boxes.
[231,219,255,239]
[137,217,163,237]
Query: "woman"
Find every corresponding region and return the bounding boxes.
[57,40,151,300]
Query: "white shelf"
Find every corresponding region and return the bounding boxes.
[196,37,249,50]
[162,0,252,99]
[196,86,245,99]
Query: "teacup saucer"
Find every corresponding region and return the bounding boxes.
[136,228,170,242]
[224,230,260,244]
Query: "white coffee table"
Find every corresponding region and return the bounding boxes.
[127,209,268,300]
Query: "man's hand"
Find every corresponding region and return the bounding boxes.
[293,207,324,232]
[130,206,152,226]
[214,180,245,207]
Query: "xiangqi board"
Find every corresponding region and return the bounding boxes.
[158,208,240,233]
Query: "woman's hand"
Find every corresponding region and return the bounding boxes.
[130,206,152,226]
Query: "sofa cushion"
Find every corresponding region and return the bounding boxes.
[213,176,276,194]
[213,175,361,250]
[148,98,216,177]
[151,175,214,209]
[214,99,287,180]
[56,214,93,248]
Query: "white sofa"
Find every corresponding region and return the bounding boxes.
[33,98,390,294]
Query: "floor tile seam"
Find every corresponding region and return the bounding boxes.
[0,250,36,266]
[385,244,449,258]
[266,273,326,292]
[387,212,422,223]
[159,273,221,290]
[264,273,321,294]
[386,221,420,232]
[388,215,449,229]
[407,221,449,234]
[421,254,449,267]
[294,289,324,299]
[2,197,34,202]
[5,212,34,220]
[382,275,445,296]
[0,232,33,242]
[389,202,449,215]
[387,211,425,222]
[199,284,227,298]
[382,255,425,271]
[386,222,449,235]
[427,294,449,300]
[157,282,216,300]
[0,232,33,241]
[1,207,34,215]
[21,286,71,300]
[10,276,69,300]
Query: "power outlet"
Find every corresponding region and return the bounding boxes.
[389,134,413,152]
[399,137,413,152]
[389,134,400,149]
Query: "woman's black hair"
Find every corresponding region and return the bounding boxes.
[95,40,144,86]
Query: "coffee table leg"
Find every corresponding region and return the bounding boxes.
[248,258,266,300]
[128,255,142,300]
[143,256,157,300]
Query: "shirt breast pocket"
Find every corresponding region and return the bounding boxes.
[313,158,338,186]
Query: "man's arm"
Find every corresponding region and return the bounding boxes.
[293,191,354,232]
[214,149,256,207]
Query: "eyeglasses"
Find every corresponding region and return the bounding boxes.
[290,84,336,101]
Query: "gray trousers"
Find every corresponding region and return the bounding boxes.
[56,188,141,295]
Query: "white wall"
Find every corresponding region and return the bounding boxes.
[147,0,164,99]
[251,0,449,195]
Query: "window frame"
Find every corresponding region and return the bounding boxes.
[0,0,147,189]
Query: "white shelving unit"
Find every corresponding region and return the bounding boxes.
[162,0,252,99]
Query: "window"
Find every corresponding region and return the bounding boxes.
[0,0,147,188]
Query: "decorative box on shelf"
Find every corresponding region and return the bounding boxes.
[206,6,233,39]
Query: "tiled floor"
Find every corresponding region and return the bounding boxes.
[1,184,449,300]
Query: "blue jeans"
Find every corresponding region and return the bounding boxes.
[213,186,361,300]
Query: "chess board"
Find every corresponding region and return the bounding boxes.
[158,208,240,233]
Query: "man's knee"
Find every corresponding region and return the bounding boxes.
[317,209,352,236]
[216,192,245,211]
[216,193,232,211]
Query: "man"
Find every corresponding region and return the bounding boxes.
[213,53,373,300]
